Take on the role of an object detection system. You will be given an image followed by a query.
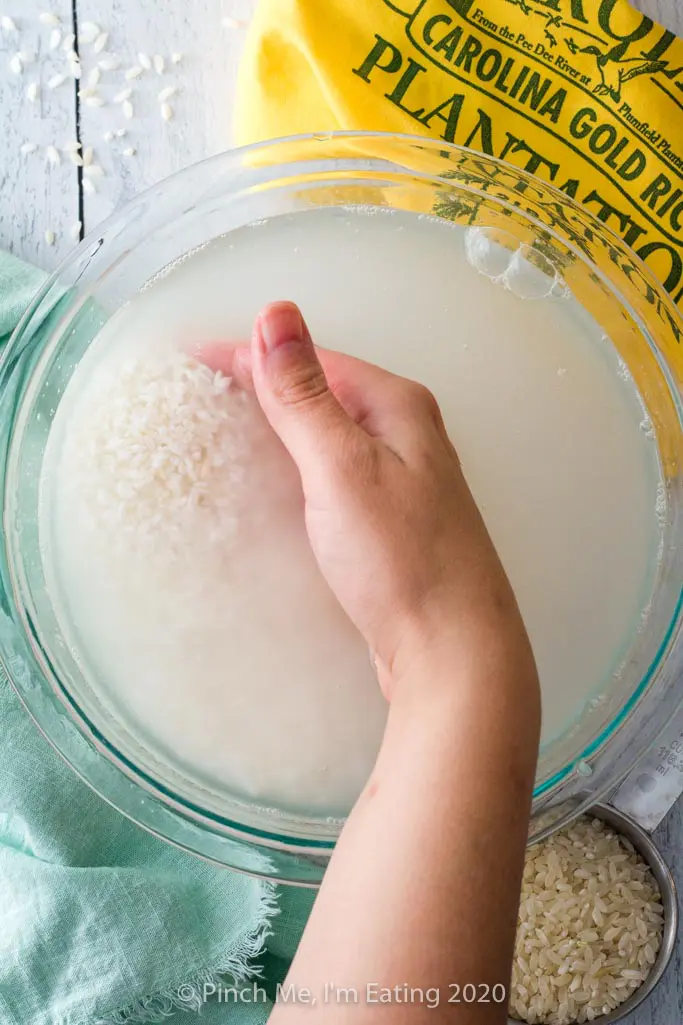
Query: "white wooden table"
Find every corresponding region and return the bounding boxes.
[1,1,682,1022]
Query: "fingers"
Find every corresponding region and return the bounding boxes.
[195,304,452,463]
[251,302,363,477]
[231,348,254,391]
[225,341,445,443]
[191,340,255,393]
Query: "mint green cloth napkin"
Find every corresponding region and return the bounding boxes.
[0,250,314,1025]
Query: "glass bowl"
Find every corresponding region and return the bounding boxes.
[1,132,682,885]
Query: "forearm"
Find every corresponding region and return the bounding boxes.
[270,634,541,1023]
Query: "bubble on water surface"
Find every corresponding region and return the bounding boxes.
[464,227,567,301]
[616,357,632,383]
[655,483,667,526]
[639,415,654,440]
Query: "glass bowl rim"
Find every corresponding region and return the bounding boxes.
[2,130,683,878]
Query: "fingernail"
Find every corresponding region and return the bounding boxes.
[257,302,304,355]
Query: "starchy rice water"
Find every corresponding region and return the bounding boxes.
[40,207,664,816]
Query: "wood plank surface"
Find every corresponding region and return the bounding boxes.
[73,0,253,231]
[0,3,81,269]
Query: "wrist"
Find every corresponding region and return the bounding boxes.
[384,588,540,710]
[369,630,541,803]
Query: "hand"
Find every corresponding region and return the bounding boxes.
[249,304,541,1025]
[227,301,533,699]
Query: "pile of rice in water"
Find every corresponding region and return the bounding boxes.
[510,816,665,1024]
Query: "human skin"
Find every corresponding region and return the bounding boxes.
[226,301,541,1023]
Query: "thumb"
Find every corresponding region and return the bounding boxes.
[252,301,358,473]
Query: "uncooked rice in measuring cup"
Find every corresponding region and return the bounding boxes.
[510,816,664,1025]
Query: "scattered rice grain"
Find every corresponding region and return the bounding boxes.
[44,229,55,246]
[122,100,134,119]
[70,221,82,240]
[114,87,132,103]
[27,81,39,102]
[49,28,61,49]
[153,54,165,74]
[80,21,100,43]
[45,145,61,166]
[1,15,17,32]
[39,11,60,26]
[9,53,23,75]
[125,65,143,80]
[20,141,38,155]
[97,55,120,72]
[83,177,96,195]
[137,52,152,69]
[160,101,173,122]
[157,85,176,102]
[93,32,108,54]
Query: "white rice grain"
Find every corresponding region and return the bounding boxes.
[80,21,100,43]
[98,55,121,72]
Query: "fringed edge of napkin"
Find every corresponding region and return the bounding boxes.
[91,883,280,1025]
